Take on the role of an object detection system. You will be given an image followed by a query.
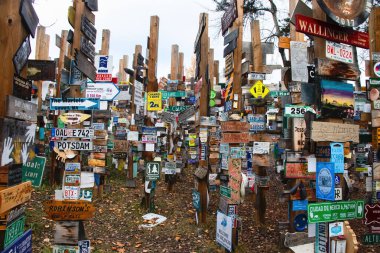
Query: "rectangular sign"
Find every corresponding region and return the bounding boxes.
[43,200,95,221]
[160,90,186,99]
[147,92,162,111]
[216,211,233,251]
[13,75,32,101]
[220,185,232,198]
[316,58,360,81]
[27,60,56,81]
[292,200,308,211]
[4,216,26,248]
[52,128,94,138]
[311,121,359,143]
[291,41,308,82]
[308,200,364,223]
[285,162,315,179]
[54,141,93,151]
[145,162,160,181]
[295,14,369,49]
[1,229,32,253]
[6,95,37,122]
[0,182,32,213]
[326,41,353,64]
[22,156,46,187]
[330,143,344,173]
[316,162,335,201]
[50,98,100,110]
[13,36,31,75]
[221,133,250,144]
[85,83,120,101]
[363,234,380,245]
[284,105,314,118]
[221,121,250,132]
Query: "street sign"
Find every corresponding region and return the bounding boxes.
[85,82,120,101]
[22,156,46,187]
[316,162,335,201]
[326,41,354,64]
[284,105,315,117]
[220,185,232,198]
[249,80,269,98]
[363,234,380,245]
[59,113,91,126]
[50,98,100,110]
[52,128,94,138]
[145,162,160,181]
[54,141,93,151]
[95,73,112,81]
[4,215,26,248]
[1,229,32,253]
[147,92,162,111]
[307,200,364,223]
[160,90,186,99]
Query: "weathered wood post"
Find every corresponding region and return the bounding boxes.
[170,44,179,80]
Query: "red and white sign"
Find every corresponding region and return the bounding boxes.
[326,41,353,64]
[95,73,112,82]
[85,82,120,101]
[64,186,79,200]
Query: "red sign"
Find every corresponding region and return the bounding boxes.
[365,204,380,225]
[95,73,112,82]
[295,14,369,49]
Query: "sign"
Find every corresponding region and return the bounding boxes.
[54,141,93,151]
[220,186,232,198]
[13,36,31,75]
[221,121,250,132]
[0,181,32,213]
[80,36,95,62]
[316,58,360,81]
[50,98,100,110]
[285,162,315,179]
[270,91,290,97]
[95,73,112,82]
[284,105,315,118]
[326,41,353,63]
[316,0,372,28]
[253,142,270,154]
[113,140,128,153]
[20,0,39,37]
[330,143,344,173]
[295,14,369,49]
[221,0,237,35]
[311,121,359,143]
[316,162,335,201]
[1,229,32,253]
[147,92,162,111]
[248,72,266,81]
[4,216,26,248]
[284,232,314,247]
[13,75,32,101]
[329,222,344,237]
[52,128,94,138]
[27,60,56,81]
[65,163,80,172]
[291,41,308,82]
[363,234,380,245]
[85,82,120,101]
[43,200,95,221]
[307,200,364,223]
[178,106,196,124]
[192,189,201,211]
[225,52,234,76]
[375,62,380,78]
[216,211,233,251]
[249,80,270,98]
[59,113,91,125]
[292,200,308,211]
[81,16,96,44]
[221,133,250,144]
[78,240,90,253]
[22,156,46,187]
[74,50,97,82]
[160,90,186,99]
[6,95,37,122]
[53,245,79,253]
[64,186,79,200]
[365,204,380,225]
[316,223,328,253]
[335,188,343,201]
[145,162,160,181]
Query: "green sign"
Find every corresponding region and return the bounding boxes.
[145,162,161,181]
[107,141,114,149]
[166,106,189,112]
[308,200,364,223]
[22,156,46,187]
[270,91,290,97]
[284,105,315,118]
[4,216,26,248]
[160,90,186,99]
[363,234,380,245]
[220,186,231,199]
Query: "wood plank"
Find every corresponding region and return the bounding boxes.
[311,121,359,143]
[315,58,360,81]
[6,95,37,122]
[232,0,243,111]
[54,221,80,245]
[0,181,32,214]
[221,121,250,132]
[99,29,110,55]
[44,200,95,221]
[170,45,179,80]
[221,132,250,143]
[251,20,263,73]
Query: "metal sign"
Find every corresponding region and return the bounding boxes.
[74,49,96,82]
[13,36,31,75]
[330,143,344,173]
[363,234,380,245]
[192,189,201,211]
[308,200,364,223]
[284,105,315,118]
[248,72,266,81]
[6,95,37,122]
[59,113,91,125]
[160,90,186,99]
[145,162,160,181]
[316,162,335,201]
[4,216,26,248]
[54,141,93,151]
[85,83,120,101]
[50,98,100,110]
[291,41,308,82]
[52,128,94,138]
[147,92,162,111]
[22,156,46,187]
[1,229,32,253]
[20,0,39,37]
[79,240,91,253]
[326,41,354,63]
[216,211,233,251]
[27,60,56,81]
[81,16,96,44]
[249,80,270,98]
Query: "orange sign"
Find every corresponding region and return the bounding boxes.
[0,181,32,214]
[221,121,250,132]
[43,200,95,221]
[221,133,250,144]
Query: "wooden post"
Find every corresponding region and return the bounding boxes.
[35,26,50,112]
[147,16,159,92]
[251,20,263,73]
[199,13,209,118]
[119,55,129,82]
[170,44,179,80]
[208,48,214,88]
[214,60,219,85]
[289,0,304,42]
[312,0,326,58]
[99,29,110,55]
[178,52,184,80]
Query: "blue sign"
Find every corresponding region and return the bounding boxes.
[79,240,90,253]
[316,162,335,201]
[330,143,344,173]
[225,101,232,112]
[335,175,340,185]
[292,200,308,211]
[50,98,100,110]
[2,229,32,253]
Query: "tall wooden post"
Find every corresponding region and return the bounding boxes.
[147,16,159,92]
[208,48,214,88]
[232,0,243,111]
[119,55,129,82]
[170,44,179,80]
[178,52,184,80]
[251,20,263,73]
[214,60,219,85]
[289,0,304,42]
[312,0,326,58]
[35,26,50,112]
[99,29,110,55]
[199,13,209,118]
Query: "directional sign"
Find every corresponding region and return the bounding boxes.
[249,80,269,98]
[147,92,162,111]
[307,200,364,223]
[160,90,186,99]
[52,128,94,138]
[59,113,91,126]
[85,83,120,101]
[50,98,100,110]
[145,162,160,181]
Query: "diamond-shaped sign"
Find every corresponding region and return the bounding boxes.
[249,80,270,98]
[146,162,161,181]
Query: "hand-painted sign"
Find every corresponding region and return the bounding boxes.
[13,36,31,75]
[59,113,91,125]
[27,60,56,81]
[330,143,344,173]
[307,200,364,223]
[85,83,120,101]
[250,80,270,98]
[365,204,380,225]
[4,216,26,248]
[6,95,37,122]
[285,162,315,179]
[221,133,250,144]
[221,121,250,132]
[50,98,100,110]
[216,211,233,251]
[43,200,95,221]
[147,92,162,111]
[145,162,160,181]
[311,121,359,143]
[52,128,94,138]
[316,162,335,201]
[326,41,354,63]
[295,14,369,49]
[221,0,238,35]
[22,156,46,187]
[1,229,32,253]
[13,75,32,101]
[54,141,93,151]
[316,58,360,81]
[0,181,32,213]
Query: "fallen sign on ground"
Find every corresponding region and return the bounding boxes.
[43,200,95,221]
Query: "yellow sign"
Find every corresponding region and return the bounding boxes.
[249,80,270,98]
[59,113,91,125]
[147,92,162,111]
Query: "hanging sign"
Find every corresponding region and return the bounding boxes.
[330,143,344,173]
[316,162,335,201]
[308,200,364,223]
[147,92,162,111]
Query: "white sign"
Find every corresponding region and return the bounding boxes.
[114,90,131,101]
[92,123,105,130]
[64,186,79,200]
[53,128,94,138]
[95,55,113,74]
[335,188,343,201]
[86,83,120,101]
[248,72,266,81]
[142,135,157,144]
[54,141,93,151]
[80,172,95,188]
[253,142,270,154]
[326,41,353,64]
[290,41,308,82]
[329,222,344,237]
[127,131,139,141]
[134,80,144,113]
[216,211,233,252]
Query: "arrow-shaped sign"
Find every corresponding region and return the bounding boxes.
[85,82,120,101]
[50,98,100,110]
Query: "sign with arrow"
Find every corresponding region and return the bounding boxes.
[85,82,120,101]
[307,200,364,223]
[145,162,160,181]
[249,80,270,98]
[50,98,100,110]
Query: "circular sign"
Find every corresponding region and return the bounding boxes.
[294,213,308,232]
[317,0,373,28]
[374,62,380,78]
[318,168,333,195]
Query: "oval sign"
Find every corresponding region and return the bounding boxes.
[317,0,373,28]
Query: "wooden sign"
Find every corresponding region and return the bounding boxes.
[43,200,95,221]
[285,162,315,179]
[249,133,280,143]
[74,49,96,82]
[194,13,206,52]
[13,75,32,101]
[221,0,238,35]
[0,182,32,214]
[223,28,239,46]
[295,14,369,49]
[81,16,96,44]
[59,113,91,125]
[20,0,39,38]
[113,140,128,153]
[52,128,94,138]
[12,36,31,75]
[316,58,360,81]
[54,221,82,245]
[223,39,237,58]
[228,158,242,204]
[54,141,93,151]
[221,121,250,132]
[80,37,95,62]
[85,0,98,11]
[27,60,56,81]
[6,95,37,122]
[284,232,314,247]
[365,204,380,225]
[0,165,22,187]
[92,139,107,146]
[221,133,250,143]
[225,52,234,76]
[178,106,196,124]
[311,121,359,143]
[317,0,372,28]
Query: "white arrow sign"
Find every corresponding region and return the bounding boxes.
[85,82,120,101]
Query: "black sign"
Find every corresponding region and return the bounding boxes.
[19,0,39,38]
[223,28,238,46]
[8,164,22,186]
[80,37,95,62]
[27,60,56,81]
[13,36,31,75]
[13,75,32,101]
[137,53,145,67]
[308,65,315,83]
[85,0,98,12]
[81,16,97,44]
[223,39,237,57]
[74,49,96,82]
[221,0,238,35]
